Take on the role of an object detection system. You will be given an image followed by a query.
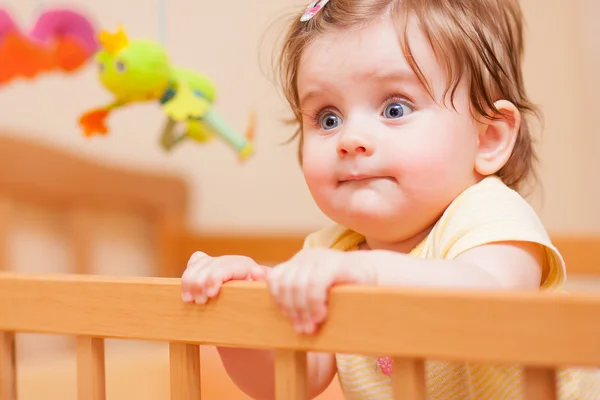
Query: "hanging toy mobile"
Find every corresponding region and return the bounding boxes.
[78,26,255,161]
[0,7,98,85]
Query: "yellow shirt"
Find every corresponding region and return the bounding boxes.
[302,176,600,400]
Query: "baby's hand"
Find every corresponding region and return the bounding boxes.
[181,251,267,304]
[266,248,374,335]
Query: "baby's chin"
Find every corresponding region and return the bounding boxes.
[336,212,431,251]
[329,206,405,234]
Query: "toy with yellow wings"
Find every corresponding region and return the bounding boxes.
[78,26,255,161]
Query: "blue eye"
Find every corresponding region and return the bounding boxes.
[383,102,412,119]
[320,113,341,130]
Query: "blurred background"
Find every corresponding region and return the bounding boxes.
[0,0,598,398]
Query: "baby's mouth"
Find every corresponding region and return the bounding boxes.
[337,174,395,185]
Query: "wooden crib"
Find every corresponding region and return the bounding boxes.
[0,134,344,400]
[1,134,600,400]
[2,272,600,400]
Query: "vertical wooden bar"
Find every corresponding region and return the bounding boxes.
[0,332,17,400]
[392,358,426,400]
[76,336,106,400]
[68,209,93,349]
[169,343,201,400]
[155,213,183,278]
[523,367,557,400]
[67,208,93,275]
[0,199,16,400]
[275,350,307,400]
[0,198,12,272]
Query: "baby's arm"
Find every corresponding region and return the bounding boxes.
[266,181,560,334]
[265,240,546,334]
[216,348,336,400]
[180,251,337,400]
[366,240,544,290]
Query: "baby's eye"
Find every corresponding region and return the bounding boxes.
[383,102,413,119]
[319,113,342,130]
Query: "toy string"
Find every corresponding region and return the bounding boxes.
[34,0,44,15]
[157,0,166,44]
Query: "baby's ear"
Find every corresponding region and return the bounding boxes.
[474,100,521,176]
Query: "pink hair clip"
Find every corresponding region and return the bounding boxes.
[300,0,330,22]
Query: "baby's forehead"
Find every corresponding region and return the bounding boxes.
[297,17,446,93]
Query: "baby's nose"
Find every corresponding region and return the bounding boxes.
[337,137,374,156]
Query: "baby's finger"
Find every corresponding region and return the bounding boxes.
[181,262,209,303]
[181,251,209,281]
[205,256,256,297]
[292,266,316,334]
[281,265,307,330]
[187,251,209,267]
[306,278,329,327]
[181,268,197,302]
[266,264,283,298]
[188,266,212,304]
[266,263,294,320]
[249,264,269,281]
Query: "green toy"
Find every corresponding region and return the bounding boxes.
[78,26,255,161]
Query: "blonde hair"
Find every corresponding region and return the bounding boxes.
[275,0,539,192]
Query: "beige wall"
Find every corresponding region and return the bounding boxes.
[580,0,600,227]
[1,0,597,235]
[516,0,599,233]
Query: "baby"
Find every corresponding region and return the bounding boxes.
[181,0,597,399]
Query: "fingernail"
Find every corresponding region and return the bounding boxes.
[182,292,193,302]
[194,295,207,304]
[303,323,315,334]
[206,286,217,297]
[252,266,266,278]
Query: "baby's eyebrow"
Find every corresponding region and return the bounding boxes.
[298,68,420,107]
[356,68,417,83]
[299,87,332,108]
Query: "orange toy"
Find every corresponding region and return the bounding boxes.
[0,7,98,85]
[79,108,110,136]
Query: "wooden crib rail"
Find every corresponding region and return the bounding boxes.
[1,272,600,400]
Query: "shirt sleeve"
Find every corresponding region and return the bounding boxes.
[432,177,566,290]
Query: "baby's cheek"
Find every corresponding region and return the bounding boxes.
[398,143,474,201]
[387,147,444,178]
[388,144,462,196]
[409,133,463,171]
[301,149,333,183]
[301,154,337,210]
[303,166,331,196]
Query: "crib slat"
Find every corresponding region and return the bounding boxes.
[68,208,92,275]
[275,350,307,400]
[76,336,106,400]
[0,332,17,400]
[0,198,11,272]
[524,367,557,400]
[392,358,426,400]
[0,201,15,400]
[169,343,201,400]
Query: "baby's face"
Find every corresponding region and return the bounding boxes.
[297,15,485,247]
